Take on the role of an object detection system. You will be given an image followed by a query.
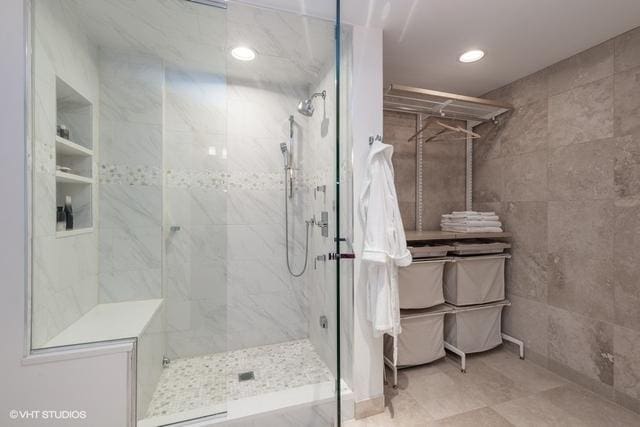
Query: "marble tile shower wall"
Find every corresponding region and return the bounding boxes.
[305,64,340,376]
[225,79,312,353]
[98,50,164,304]
[163,68,314,358]
[163,66,228,359]
[32,0,100,347]
[475,26,640,413]
[305,29,355,385]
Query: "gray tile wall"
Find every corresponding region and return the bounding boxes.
[383,111,467,230]
[383,111,417,229]
[477,26,640,413]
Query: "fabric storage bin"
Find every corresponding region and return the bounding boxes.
[444,301,508,353]
[384,304,452,366]
[408,243,453,259]
[399,259,448,309]
[449,240,510,255]
[443,254,509,306]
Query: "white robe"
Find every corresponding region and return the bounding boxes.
[360,139,412,340]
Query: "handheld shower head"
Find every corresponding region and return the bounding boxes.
[280,142,289,168]
[297,90,326,117]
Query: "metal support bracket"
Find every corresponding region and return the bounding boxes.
[444,342,466,373]
[502,333,525,360]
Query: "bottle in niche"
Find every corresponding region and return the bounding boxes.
[64,196,74,230]
[56,206,66,231]
[57,124,70,140]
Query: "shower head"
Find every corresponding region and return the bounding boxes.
[297,90,326,117]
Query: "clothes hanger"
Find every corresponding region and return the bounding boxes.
[408,117,480,143]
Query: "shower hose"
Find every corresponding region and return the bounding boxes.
[284,168,311,277]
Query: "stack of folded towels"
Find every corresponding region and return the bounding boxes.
[441,211,503,233]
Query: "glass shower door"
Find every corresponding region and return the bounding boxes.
[29,0,349,424]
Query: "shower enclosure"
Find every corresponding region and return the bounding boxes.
[28,0,353,425]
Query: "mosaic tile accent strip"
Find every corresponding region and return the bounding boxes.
[165,169,330,191]
[99,163,330,191]
[34,140,55,174]
[145,339,333,419]
[99,164,161,186]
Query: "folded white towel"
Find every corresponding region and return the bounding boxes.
[451,211,496,217]
[441,226,503,233]
[442,215,500,222]
[441,220,502,227]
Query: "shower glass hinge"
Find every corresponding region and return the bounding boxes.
[162,356,171,368]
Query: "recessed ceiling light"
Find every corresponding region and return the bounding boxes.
[459,49,485,63]
[231,46,256,61]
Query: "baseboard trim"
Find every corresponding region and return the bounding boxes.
[354,395,384,419]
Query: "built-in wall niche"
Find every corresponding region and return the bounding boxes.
[55,77,94,237]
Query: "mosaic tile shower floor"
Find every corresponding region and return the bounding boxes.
[145,339,333,418]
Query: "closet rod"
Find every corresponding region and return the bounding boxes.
[408,118,481,143]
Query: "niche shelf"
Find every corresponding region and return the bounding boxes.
[55,76,94,236]
[56,227,94,239]
[55,171,94,184]
[55,135,93,157]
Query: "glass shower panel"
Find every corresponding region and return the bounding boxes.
[30,0,229,423]
[30,0,346,425]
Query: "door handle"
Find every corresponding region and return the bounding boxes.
[329,252,356,260]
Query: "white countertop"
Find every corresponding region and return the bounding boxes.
[45,299,163,348]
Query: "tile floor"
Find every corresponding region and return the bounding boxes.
[145,339,333,418]
[346,347,640,426]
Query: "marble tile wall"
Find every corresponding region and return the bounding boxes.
[31,0,100,348]
[305,63,338,377]
[163,64,314,358]
[162,63,228,359]
[97,50,164,304]
[305,26,354,388]
[477,26,640,413]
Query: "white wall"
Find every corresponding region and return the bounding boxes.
[0,1,132,425]
[350,25,384,405]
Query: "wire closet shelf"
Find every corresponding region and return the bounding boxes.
[383,84,512,124]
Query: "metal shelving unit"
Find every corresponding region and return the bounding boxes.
[383,84,512,230]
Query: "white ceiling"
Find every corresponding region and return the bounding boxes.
[233,0,640,95]
[66,0,640,95]
[379,0,640,95]
[69,0,333,86]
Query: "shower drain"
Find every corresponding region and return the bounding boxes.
[238,371,255,382]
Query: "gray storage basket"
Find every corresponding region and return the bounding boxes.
[384,305,452,367]
[399,259,447,309]
[408,244,454,258]
[444,254,509,306]
[449,241,510,255]
[444,302,507,353]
